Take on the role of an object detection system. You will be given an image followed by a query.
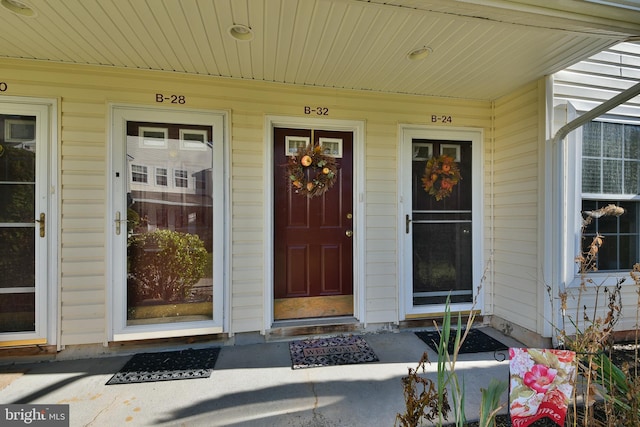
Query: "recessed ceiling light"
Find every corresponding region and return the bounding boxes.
[1,0,36,17]
[408,47,433,61]
[228,24,254,41]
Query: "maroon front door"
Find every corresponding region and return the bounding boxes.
[273,127,353,320]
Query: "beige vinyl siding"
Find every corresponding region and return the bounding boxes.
[560,284,639,334]
[491,81,543,333]
[59,96,107,345]
[2,58,493,345]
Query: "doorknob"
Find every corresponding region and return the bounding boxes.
[345,230,353,237]
[406,214,411,234]
[35,213,45,237]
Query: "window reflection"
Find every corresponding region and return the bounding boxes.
[126,121,214,325]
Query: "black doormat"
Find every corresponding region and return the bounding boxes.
[106,347,220,385]
[415,329,508,355]
[289,335,379,369]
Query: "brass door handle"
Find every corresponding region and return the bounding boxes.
[345,230,353,237]
[35,213,45,237]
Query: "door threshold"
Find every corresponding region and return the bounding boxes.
[268,317,359,340]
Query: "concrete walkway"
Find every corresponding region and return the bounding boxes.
[0,328,522,426]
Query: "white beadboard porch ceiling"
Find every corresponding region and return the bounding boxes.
[1,0,639,100]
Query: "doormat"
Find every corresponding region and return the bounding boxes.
[289,335,379,369]
[415,329,508,355]
[106,347,220,385]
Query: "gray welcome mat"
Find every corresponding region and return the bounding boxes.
[289,335,379,369]
[106,347,220,384]
[415,328,508,354]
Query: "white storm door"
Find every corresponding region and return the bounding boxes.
[400,126,483,316]
[0,100,55,344]
[111,106,225,341]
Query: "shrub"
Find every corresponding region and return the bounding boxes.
[127,229,208,304]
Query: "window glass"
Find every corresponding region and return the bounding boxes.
[582,121,601,157]
[581,121,640,271]
[156,167,167,186]
[624,161,639,194]
[582,158,601,193]
[602,159,622,193]
[581,199,640,271]
[131,165,148,183]
[126,121,214,326]
[625,125,640,159]
[175,169,188,188]
[603,123,623,158]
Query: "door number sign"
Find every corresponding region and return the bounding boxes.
[431,115,452,123]
[155,93,186,104]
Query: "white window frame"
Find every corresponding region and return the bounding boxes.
[155,167,168,187]
[4,118,36,142]
[319,137,342,158]
[139,126,168,148]
[179,128,208,151]
[109,105,228,341]
[557,107,637,291]
[174,168,189,188]
[285,135,310,155]
[131,164,148,184]
[412,143,433,161]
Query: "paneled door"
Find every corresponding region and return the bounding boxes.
[0,101,52,344]
[273,127,353,320]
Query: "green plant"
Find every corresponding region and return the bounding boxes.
[478,378,508,427]
[435,295,471,427]
[127,229,208,304]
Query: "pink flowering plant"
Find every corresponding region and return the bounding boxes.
[509,348,577,426]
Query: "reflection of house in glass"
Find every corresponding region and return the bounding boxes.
[126,122,214,249]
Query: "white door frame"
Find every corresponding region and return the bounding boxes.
[108,104,228,341]
[0,96,58,347]
[398,125,484,318]
[263,116,366,332]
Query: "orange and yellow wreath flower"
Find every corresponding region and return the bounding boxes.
[421,155,461,200]
[286,144,338,198]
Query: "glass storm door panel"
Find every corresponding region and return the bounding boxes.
[112,106,225,340]
[0,110,47,340]
[125,121,214,326]
[111,106,226,341]
[411,140,473,306]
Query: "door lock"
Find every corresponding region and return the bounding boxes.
[345,230,353,237]
[35,213,45,237]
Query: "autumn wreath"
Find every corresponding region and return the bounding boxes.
[287,144,338,198]
[422,155,461,200]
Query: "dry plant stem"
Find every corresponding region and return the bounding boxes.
[555,205,640,426]
[395,352,447,427]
